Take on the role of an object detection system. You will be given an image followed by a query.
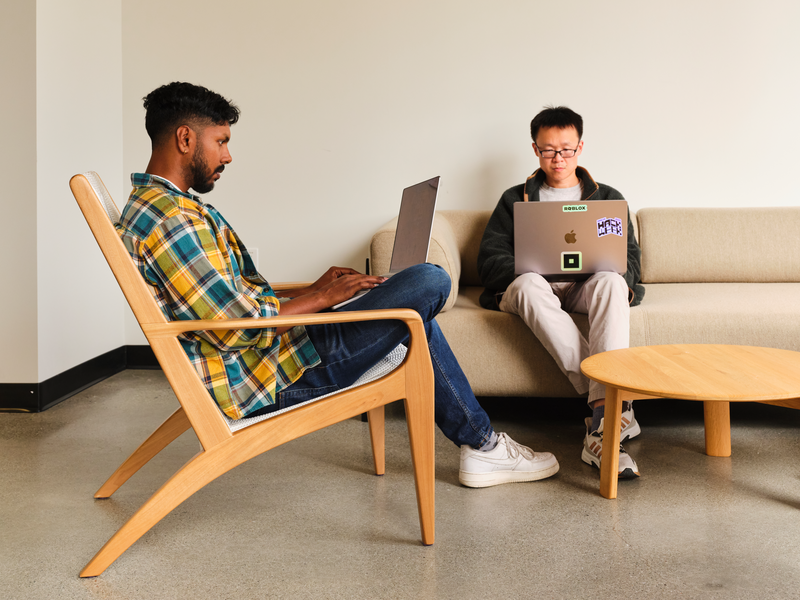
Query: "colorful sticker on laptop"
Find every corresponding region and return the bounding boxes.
[597,217,623,238]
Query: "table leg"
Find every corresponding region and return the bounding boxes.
[599,387,622,499]
[704,401,731,457]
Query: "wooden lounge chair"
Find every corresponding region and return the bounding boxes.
[69,171,435,577]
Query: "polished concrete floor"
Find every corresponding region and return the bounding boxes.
[3,369,800,599]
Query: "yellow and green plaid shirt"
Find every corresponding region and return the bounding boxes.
[119,173,320,419]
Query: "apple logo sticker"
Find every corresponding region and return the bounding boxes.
[565,230,577,244]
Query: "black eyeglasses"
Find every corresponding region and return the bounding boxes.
[535,145,578,159]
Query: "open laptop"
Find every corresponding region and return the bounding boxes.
[514,200,628,281]
[333,176,440,309]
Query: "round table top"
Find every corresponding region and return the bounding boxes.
[580,344,800,402]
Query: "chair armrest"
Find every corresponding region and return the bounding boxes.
[272,281,312,291]
[143,308,424,339]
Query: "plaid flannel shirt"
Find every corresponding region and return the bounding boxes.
[118,173,321,419]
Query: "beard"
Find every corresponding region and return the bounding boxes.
[187,146,223,194]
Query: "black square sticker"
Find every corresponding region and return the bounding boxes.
[561,251,582,271]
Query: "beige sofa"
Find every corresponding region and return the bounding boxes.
[370,207,800,397]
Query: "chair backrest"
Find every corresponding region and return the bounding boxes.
[70,172,233,447]
[71,172,171,327]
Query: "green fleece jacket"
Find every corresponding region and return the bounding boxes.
[477,167,645,310]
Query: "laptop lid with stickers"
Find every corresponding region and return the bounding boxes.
[513,200,628,281]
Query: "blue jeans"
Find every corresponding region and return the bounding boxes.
[261,264,493,448]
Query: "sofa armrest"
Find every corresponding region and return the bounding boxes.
[370,212,461,311]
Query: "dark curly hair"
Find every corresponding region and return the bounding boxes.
[530,106,583,143]
[143,82,240,145]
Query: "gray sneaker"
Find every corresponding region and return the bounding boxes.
[582,417,640,479]
[459,432,559,488]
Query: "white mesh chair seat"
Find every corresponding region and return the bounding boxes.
[225,344,408,432]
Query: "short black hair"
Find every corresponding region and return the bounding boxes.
[530,106,583,143]
[143,82,240,145]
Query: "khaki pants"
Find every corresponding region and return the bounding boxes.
[499,271,630,403]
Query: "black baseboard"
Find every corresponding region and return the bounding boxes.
[0,345,158,413]
[125,345,159,369]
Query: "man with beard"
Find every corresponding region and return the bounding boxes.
[118,81,560,488]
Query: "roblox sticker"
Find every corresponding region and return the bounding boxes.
[597,217,623,238]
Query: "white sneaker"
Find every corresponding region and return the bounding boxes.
[581,417,640,479]
[620,405,641,442]
[459,432,559,488]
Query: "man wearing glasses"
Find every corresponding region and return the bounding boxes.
[477,106,645,479]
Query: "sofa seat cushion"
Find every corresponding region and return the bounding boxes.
[435,287,588,397]
[630,283,800,351]
[437,283,800,397]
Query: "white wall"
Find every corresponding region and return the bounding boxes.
[8,1,799,363]
[120,0,800,303]
[0,0,125,385]
[0,1,39,382]
[35,0,126,380]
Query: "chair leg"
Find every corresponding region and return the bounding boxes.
[81,444,233,577]
[403,395,435,546]
[367,406,385,475]
[95,407,191,499]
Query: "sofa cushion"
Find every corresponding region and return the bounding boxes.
[370,213,461,311]
[637,207,800,283]
[436,286,589,397]
[630,282,800,351]
[437,210,491,287]
[441,283,800,397]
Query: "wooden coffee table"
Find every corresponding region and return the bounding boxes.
[581,344,800,499]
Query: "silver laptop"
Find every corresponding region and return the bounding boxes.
[514,200,628,281]
[333,176,440,309]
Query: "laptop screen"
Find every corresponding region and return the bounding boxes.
[389,176,439,272]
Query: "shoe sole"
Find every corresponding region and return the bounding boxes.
[581,446,640,479]
[459,462,560,488]
[618,467,640,479]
